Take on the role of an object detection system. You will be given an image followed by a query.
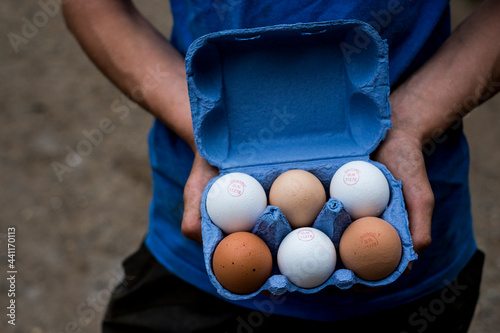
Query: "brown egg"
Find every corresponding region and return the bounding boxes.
[339,217,402,281]
[269,169,326,228]
[212,232,273,294]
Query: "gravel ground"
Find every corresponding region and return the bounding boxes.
[1,1,498,332]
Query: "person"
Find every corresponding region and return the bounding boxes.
[62,0,500,332]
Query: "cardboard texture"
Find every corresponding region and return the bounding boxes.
[186,20,418,300]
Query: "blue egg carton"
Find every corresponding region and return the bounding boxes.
[186,19,418,300]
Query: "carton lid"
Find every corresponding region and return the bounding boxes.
[186,20,391,170]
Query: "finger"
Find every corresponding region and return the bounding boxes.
[181,180,204,243]
[403,179,433,275]
[260,290,285,297]
[400,163,434,255]
[181,154,219,243]
[403,261,413,275]
[372,134,434,273]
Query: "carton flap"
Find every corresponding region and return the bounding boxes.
[186,20,391,170]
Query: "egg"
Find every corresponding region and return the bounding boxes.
[206,172,267,234]
[330,160,390,220]
[212,232,273,294]
[269,169,326,228]
[277,227,336,288]
[339,217,402,281]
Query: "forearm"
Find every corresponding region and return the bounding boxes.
[391,0,500,144]
[62,0,195,150]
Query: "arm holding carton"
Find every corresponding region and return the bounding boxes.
[62,0,218,244]
[62,0,195,151]
[373,0,500,256]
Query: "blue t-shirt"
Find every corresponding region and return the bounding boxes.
[145,0,477,321]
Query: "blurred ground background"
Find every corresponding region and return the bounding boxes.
[0,1,498,332]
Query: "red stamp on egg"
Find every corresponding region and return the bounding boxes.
[343,168,360,186]
[360,232,378,248]
[297,229,315,242]
[227,179,246,197]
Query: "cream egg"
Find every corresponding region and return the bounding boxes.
[206,172,267,234]
[269,169,326,228]
[330,160,390,220]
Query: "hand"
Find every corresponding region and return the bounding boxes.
[371,0,500,271]
[181,152,219,243]
[372,119,435,264]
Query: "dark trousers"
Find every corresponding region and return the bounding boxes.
[103,243,484,333]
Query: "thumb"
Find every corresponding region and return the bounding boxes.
[401,160,434,255]
[181,154,218,243]
[399,155,434,275]
[182,185,204,244]
[372,131,434,260]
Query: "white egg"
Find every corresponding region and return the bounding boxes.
[329,160,390,220]
[206,172,267,234]
[277,227,336,288]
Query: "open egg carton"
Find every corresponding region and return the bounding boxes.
[186,20,417,300]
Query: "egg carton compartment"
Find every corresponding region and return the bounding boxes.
[185,20,418,300]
